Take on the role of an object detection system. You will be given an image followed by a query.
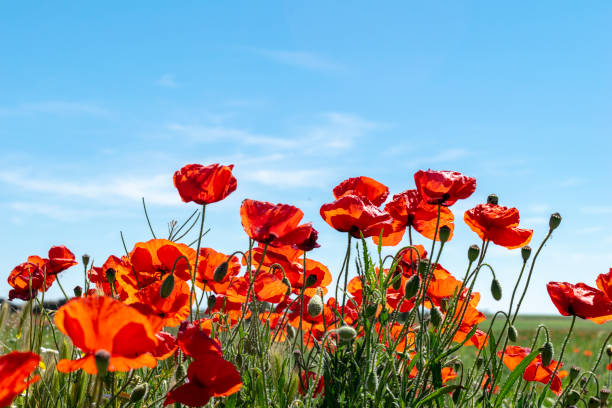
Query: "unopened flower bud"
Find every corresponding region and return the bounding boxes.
[404,275,420,299]
[337,325,357,342]
[549,212,562,231]
[438,225,451,243]
[213,262,228,282]
[418,259,430,277]
[82,254,90,268]
[94,349,110,376]
[130,383,148,402]
[160,273,175,299]
[565,389,581,405]
[286,325,296,339]
[476,356,484,369]
[73,286,82,298]
[307,295,323,317]
[207,294,217,311]
[468,245,480,262]
[606,345,612,357]
[491,279,502,301]
[600,388,610,404]
[588,396,600,408]
[430,307,443,327]
[282,277,292,296]
[366,371,378,393]
[105,268,116,285]
[452,387,462,404]
[521,246,532,262]
[487,194,499,205]
[440,298,449,313]
[391,270,402,290]
[508,325,518,342]
[541,341,554,367]
[175,363,186,380]
[305,274,318,288]
[569,365,581,381]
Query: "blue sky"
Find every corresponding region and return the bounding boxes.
[1,1,611,315]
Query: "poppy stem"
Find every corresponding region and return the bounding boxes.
[190,204,206,322]
[142,197,157,239]
[540,314,576,404]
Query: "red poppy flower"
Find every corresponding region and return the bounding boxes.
[46,245,78,274]
[464,203,533,249]
[547,281,612,323]
[320,195,393,238]
[498,346,563,395]
[176,320,222,360]
[173,163,237,205]
[299,371,325,397]
[195,248,241,294]
[204,295,247,327]
[163,356,242,407]
[0,351,40,407]
[54,295,161,374]
[376,190,455,245]
[333,176,389,207]
[152,332,178,360]
[88,255,131,300]
[129,279,192,327]
[595,268,612,300]
[414,170,476,206]
[7,258,55,301]
[240,199,315,247]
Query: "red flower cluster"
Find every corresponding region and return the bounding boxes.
[0,351,41,407]
[498,346,564,395]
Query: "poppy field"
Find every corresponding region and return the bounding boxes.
[2,163,612,408]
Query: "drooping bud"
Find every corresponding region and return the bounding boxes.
[452,387,462,404]
[508,325,518,342]
[588,396,600,408]
[366,371,378,393]
[337,325,357,342]
[487,194,499,205]
[213,261,228,282]
[129,383,149,403]
[207,294,217,311]
[490,279,502,301]
[468,245,480,262]
[391,270,402,290]
[73,286,82,298]
[440,298,449,313]
[175,363,186,381]
[281,277,292,296]
[286,325,296,339]
[94,349,110,376]
[404,275,420,299]
[600,388,610,404]
[418,259,430,277]
[549,212,562,231]
[430,307,443,327]
[307,295,323,318]
[438,225,451,243]
[541,341,554,367]
[569,366,581,381]
[82,254,90,268]
[521,246,532,262]
[476,356,484,369]
[160,273,175,299]
[565,390,581,405]
[305,274,318,288]
[105,268,116,285]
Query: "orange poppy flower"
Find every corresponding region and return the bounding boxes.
[240,199,315,248]
[595,268,612,300]
[129,279,192,327]
[498,346,564,395]
[205,295,247,326]
[320,195,393,238]
[195,248,241,294]
[54,295,161,374]
[0,351,41,407]
[163,356,242,406]
[583,350,593,357]
[88,255,131,300]
[173,163,237,205]
[547,281,612,323]
[377,190,455,245]
[464,203,533,249]
[414,169,476,206]
[333,176,389,207]
[286,295,337,332]
[225,273,288,304]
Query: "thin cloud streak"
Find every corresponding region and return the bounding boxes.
[253,48,341,71]
[0,101,110,116]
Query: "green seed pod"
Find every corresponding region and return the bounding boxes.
[160,273,175,298]
[468,245,480,262]
[94,349,110,376]
[366,371,378,393]
[73,285,82,298]
[430,307,443,327]
[541,341,554,367]
[600,388,610,404]
[305,274,318,288]
[565,390,581,405]
[175,363,186,381]
[307,295,323,317]
[569,365,581,381]
[438,225,451,243]
[508,325,518,342]
[82,254,90,268]
[213,261,228,282]
[105,268,116,285]
[130,383,149,403]
[490,279,502,301]
[487,194,499,205]
[549,212,562,231]
[207,294,217,311]
[521,246,532,262]
[588,396,600,408]
[404,275,420,299]
[418,259,430,277]
[337,325,357,342]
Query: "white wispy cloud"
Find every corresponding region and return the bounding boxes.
[301,112,380,151]
[581,206,612,215]
[405,148,471,168]
[9,202,120,222]
[253,48,341,71]
[0,101,110,116]
[157,73,178,88]
[241,169,332,189]
[166,123,297,148]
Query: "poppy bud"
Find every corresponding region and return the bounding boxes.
[440,298,449,313]
[430,307,443,327]
[73,286,82,298]
[366,371,378,393]
[160,273,175,299]
[175,363,186,380]
[549,212,562,231]
[305,274,318,288]
[130,383,148,403]
[286,325,296,339]
[418,259,430,277]
[490,279,502,301]
[487,194,499,205]
[213,262,228,282]
[508,325,518,342]
[207,294,216,311]
[105,268,116,285]
[404,275,420,299]
[452,387,462,404]
[391,270,402,290]
[438,225,451,243]
[281,277,292,296]
[337,325,357,342]
[565,390,581,405]
[307,296,323,318]
[476,356,484,369]
[588,396,600,408]
[580,376,588,386]
[94,349,110,376]
[541,341,554,367]
[569,365,581,381]
[468,245,480,262]
[521,246,532,262]
[82,254,90,268]
[600,388,610,404]
[606,345,612,357]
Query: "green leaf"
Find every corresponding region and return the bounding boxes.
[494,348,539,407]
[414,385,458,408]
